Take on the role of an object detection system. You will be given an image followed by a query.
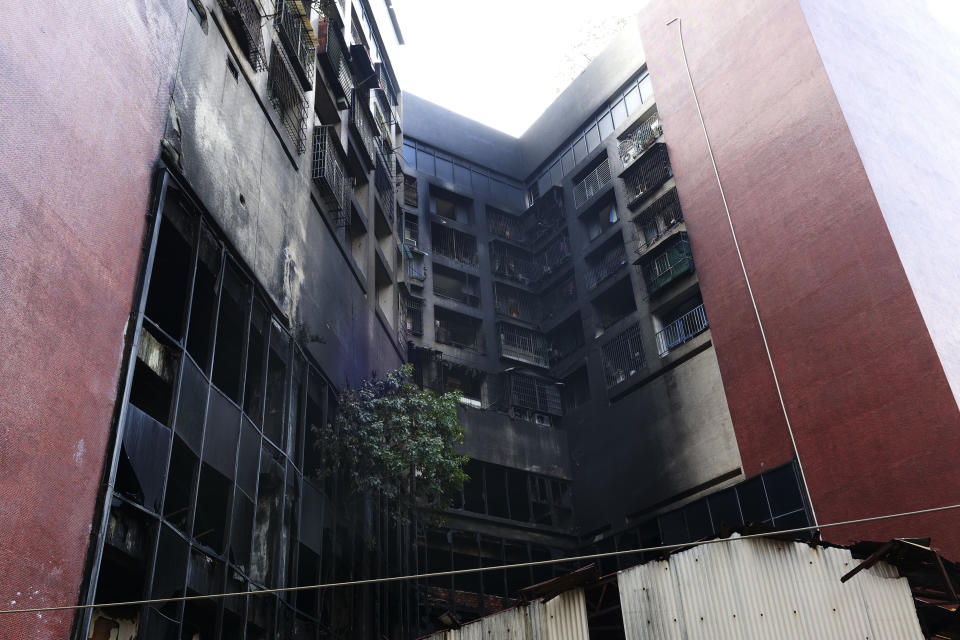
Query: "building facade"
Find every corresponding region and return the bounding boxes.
[2,0,960,638]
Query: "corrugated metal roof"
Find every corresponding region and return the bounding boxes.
[619,534,924,639]
[427,588,590,640]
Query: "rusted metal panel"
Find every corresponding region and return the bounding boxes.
[619,535,924,639]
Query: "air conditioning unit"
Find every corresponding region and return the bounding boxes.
[533,413,552,427]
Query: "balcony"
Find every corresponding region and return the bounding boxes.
[498,323,549,368]
[524,186,565,245]
[218,0,266,71]
[311,126,348,220]
[535,232,572,284]
[316,17,352,108]
[275,0,316,89]
[403,174,418,208]
[623,143,672,210]
[374,151,395,219]
[539,273,577,323]
[490,242,538,285]
[640,232,695,297]
[509,374,562,417]
[432,225,478,269]
[487,209,527,245]
[399,243,425,285]
[585,242,628,291]
[349,91,378,166]
[618,112,662,169]
[435,307,485,354]
[632,188,683,260]
[268,43,307,154]
[402,296,423,337]
[433,264,480,307]
[655,303,708,356]
[601,323,646,388]
[573,158,612,209]
[493,283,539,323]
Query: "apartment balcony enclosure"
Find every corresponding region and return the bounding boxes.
[311,126,349,224]
[585,241,628,291]
[573,157,613,209]
[640,232,694,297]
[498,323,549,368]
[275,0,317,89]
[493,283,539,323]
[374,151,395,220]
[633,188,683,259]
[623,143,672,209]
[432,225,479,268]
[655,303,708,356]
[508,373,563,417]
[617,112,662,169]
[491,242,539,286]
[218,0,266,71]
[349,90,378,165]
[316,15,352,108]
[602,322,646,388]
[435,307,485,353]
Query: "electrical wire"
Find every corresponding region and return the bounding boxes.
[666,17,819,527]
[2,502,958,616]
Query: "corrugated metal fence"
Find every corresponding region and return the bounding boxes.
[428,588,590,640]
[618,535,924,639]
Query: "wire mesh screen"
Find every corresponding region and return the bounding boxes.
[585,242,628,290]
[618,112,662,168]
[633,187,683,255]
[573,157,612,209]
[312,126,348,224]
[498,323,549,368]
[275,0,316,89]
[623,143,672,209]
[317,17,353,101]
[509,375,563,416]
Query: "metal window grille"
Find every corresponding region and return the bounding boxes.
[633,188,683,256]
[488,210,526,243]
[525,188,565,244]
[312,126,348,224]
[602,322,646,388]
[585,242,628,290]
[490,242,540,286]
[405,252,425,281]
[540,274,577,321]
[573,157,612,209]
[317,17,352,103]
[268,43,307,154]
[656,303,708,356]
[374,152,395,219]
[537,232,572,278]
[433,269,479,306]
[275,0,316,89]
[618,112,662,168]
[404,297,423,336]
[435,310,484,353]
[498,323,549,368]
[509,375,562,416]
[403,174,418,207]
[218,0,266,71]
[641,232,694,296]
[349,91,378,163]
[623,143,672,209]
[493,283,539,323]
[403,213,419,247]
[431,226,478,267]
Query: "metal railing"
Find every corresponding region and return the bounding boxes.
[585,243,628,290]
[623,143,672,209]
[435,316,485,353]
[655,304,708,356]
[491,242,539,286]
[275,0,316,89]
[374,151,395,219]
[404,297,423,336]
[316,17,352,103]
[573,157,612,209]
[537,232,572,278]
[509,375,562,416]
[493,283,539,323]
[403,174,418,207]
[633,188,683,256]
[311,126,348,220]
[432,226,478,268]
[498,323,549,368]
[218,0,266,71]
[641,233,694,296]
[488,210,526,244]
[349,91,378,163]
[525,189,565,245]
[268,43,307,154]
[601,323,646,388]
[618,113,662,168]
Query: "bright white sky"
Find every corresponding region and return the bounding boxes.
[389,0,643,137]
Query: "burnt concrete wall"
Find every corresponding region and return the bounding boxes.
[637,0,960,554]
[0,0,189,636]
[458,406,571,479]
[171,4,404,388]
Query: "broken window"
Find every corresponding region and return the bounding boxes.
[164,435,198,534]
[151,525,189,620]
[145,196,195,340]
[244,298,269,424]
[174,358,208,452]
[236,418,260,498]
[115,404,171,512]
[251,445,285,587]
[263,322,291,446]
[230,488,255,574]
[186,223,221,371]
[212,261,250,403]
[302,372,326,481]
[204,389,240,479]
[194,463,232,553]
[129,325,179,425]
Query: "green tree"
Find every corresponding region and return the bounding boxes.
[315,364,468,520]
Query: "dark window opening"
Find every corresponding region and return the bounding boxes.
[145,198,196,340]
[212,261,250,404]
[251,446,285,587]
[151,525,189,619]
[175,357,208,453]
[186,223,221,371]
[591,276,636,332]
[194,463,232,553]
[431,189,473,225]
[230,489,255,574]
[130,326,179,425]
[263,322,291,447]
[433,263,480,307]
[431,223,478,267]
[164,435,199,534]
[244,299,269,425]
[204,389,240,479]
[546,313,584,366]
[434,306,484,353]
[485,467,509,519]
[561,366,590,412]
[302,373,326,481]
[115,405,171,513]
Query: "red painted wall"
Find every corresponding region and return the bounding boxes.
[637,0,960,556]
[0,1,187,636]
